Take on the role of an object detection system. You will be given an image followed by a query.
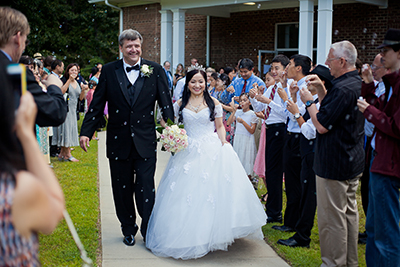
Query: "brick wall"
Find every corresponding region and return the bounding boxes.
[210,7,299,70]
[124,4,161,63]
[332,0,400,64]
[185,14,207,68]
[209,0,400,68]
[122,5,207,68]
[122,0,400,68]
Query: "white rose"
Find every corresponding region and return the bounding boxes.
[142,65,149,72]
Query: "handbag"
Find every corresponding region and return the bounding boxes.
[76,98,85,120]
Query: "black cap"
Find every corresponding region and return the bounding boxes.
[377,28,400,49]
[310,65,334,90]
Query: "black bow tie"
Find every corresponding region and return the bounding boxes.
[126,65,140,72]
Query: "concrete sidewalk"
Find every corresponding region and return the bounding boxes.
[98,131,290,267]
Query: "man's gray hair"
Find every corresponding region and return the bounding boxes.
[330,41,357,66]
[118,29,143,46]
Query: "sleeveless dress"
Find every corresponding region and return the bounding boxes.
[146,104,267,260]
[0,173,40,266]
[232,109,258,176]
[52,82,80,147]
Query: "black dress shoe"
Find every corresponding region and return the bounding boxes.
[123,235,136,246]
[266,216,283,224]
[277,237,310,248]
[272,225,295,232]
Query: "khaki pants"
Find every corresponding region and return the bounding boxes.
[316,174,361,267]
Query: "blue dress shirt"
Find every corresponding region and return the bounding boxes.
[220,74,265,104]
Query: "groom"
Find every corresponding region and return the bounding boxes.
[80,29,174,246]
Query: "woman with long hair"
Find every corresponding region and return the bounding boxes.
[52,63,86,161]
[0,81,64,265]
[173,63,185,86]
[146,69,266,260]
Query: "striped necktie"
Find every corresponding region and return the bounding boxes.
[264,84,277,119]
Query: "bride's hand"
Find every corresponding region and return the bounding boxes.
[221,140,229,146]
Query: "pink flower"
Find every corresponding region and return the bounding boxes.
[180,129,186,135]
[168,135,174,140]
[160,134,165,139]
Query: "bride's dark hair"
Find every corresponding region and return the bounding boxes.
[179,69,215,123]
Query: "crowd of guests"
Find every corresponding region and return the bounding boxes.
[18,53,106,163]
[1,5,400,267]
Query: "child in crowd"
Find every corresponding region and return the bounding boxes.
[228,93,258,182]
[211,73,236,144]
[253,71,275,201]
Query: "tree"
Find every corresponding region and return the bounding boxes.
[12,0,119,77]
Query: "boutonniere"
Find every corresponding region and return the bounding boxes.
[140,64,153,78]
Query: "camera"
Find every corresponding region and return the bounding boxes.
[7,63,27,109]
[89,82,97,89]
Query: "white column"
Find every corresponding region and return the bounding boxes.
[206,16,210,67]
[159,10,173,67]
[317,0,333,65]
[172,9,186,72]
[298,0,314,58]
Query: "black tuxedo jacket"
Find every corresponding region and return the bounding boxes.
[80,58,174,159]
[0,51,67,127]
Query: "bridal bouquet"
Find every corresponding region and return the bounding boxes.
[156,119,188,156]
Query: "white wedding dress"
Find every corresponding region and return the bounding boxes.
[145,103,267,260]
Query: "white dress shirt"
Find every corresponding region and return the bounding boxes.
[300,96,319,140]
[285,77,307,133]
[123,58,141,85]
[250,82,287,125]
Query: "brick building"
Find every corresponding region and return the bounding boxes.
[90,0,398,74]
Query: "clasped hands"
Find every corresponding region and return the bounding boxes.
[356,64,372,112]
[249,83,267,102]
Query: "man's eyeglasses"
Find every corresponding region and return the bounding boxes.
[326,57,341,62]
[371,64,384,71]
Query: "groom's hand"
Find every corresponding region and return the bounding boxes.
[80,136,90,152]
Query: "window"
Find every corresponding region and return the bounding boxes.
[275,22,317,61]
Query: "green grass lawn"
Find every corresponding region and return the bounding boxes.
[257,181,367,267]
[39,119,100,266]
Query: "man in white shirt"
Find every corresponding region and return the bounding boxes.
[249,54,290,224]
[277,65,333,248]
[273,54,312,233]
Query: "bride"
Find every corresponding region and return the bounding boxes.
[145,68,267,260]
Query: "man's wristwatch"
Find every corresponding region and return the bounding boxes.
[294,113,301,119]
[305,100,315,108]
